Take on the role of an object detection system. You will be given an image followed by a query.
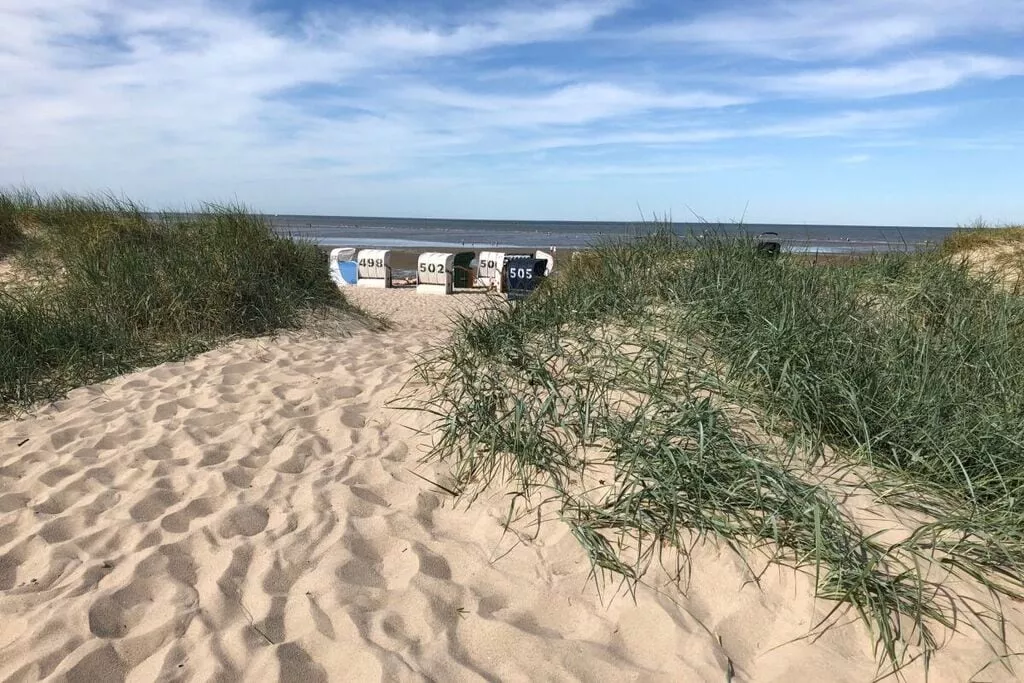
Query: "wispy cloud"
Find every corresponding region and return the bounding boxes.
[487,107,944,153]
[839,154,872,164]
[0,2,627,173]
[759,55,1024,98]
[301,0,628,61]
[646,0,1024,61]
[401,83,749,127]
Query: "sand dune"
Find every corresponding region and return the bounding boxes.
[1,287,1021,682]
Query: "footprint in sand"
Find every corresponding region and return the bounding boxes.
[277,642,328,682]
[49,427,79,451]
[79,490,120,525]
[93,432,134,451]
[129,489,181,523]
[339,404,368,429]
[81,466,115,487]
[141,443,175,461]
[33,491,74,516]
[336,528,388,590]
[412,543,452,581]
[35,475,105,516]
[272,434,330,475]
[477,595,508,619]
[220,361,265,383]
[239,452,270,469]
[273,451,308,475]
[326,385,363,401]
[152,399,179,423]
[38,516,82,544]
[88,399,128,415]
[0,518,28,549]
[217,504,270,538]
[161,498,220,533]
[0,492,31,512]
[1,536,55,591]
[39,465,77,488]
[271,385,308,403]
[261,559,301,597]
[64,644,126,682]
[223,466,255,489]
[381,441,409,463]
[87,575,187,641]
[198,444,231,467]
[346,486,391,518]
[133,529,163,552]
[414,492,441,530]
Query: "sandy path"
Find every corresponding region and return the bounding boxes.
[0,287,1019,682]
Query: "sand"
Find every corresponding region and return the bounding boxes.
[952,243,1024,292]
[1,286,1022,682]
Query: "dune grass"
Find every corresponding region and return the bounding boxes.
[0,193,25,255]
[0,190,356,413]
[939,219,1024,256]
[405,228,1024,676]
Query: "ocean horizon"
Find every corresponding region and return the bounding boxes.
[270,214,960,253]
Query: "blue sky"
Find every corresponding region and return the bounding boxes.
[1,0,1022,226]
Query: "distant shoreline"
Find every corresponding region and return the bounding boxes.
[304,235,939,255]
[272,214,956,254]
[266,213,954,231]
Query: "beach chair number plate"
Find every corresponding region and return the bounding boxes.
[359,258,385,268]
[509,267,533,280]
[419,263,447,274]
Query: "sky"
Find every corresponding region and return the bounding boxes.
[1,0,1023,226]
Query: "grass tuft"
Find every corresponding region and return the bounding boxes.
[939,219,1024,256]
[403,226,1024,677]
[0,190,359,414]
[0,193,26,255]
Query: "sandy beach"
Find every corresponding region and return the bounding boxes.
[1,286,1022,682]
[3,0,1023,676]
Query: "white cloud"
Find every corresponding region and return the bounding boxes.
[307,0,627,57]
[647,0,1024,60]
[759,55,1024,98]
[508,107,943,152]
[401,82,749,127]
[533,157,777,177]
[0,1,630,182]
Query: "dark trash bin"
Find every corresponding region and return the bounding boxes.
[756,232,781,257]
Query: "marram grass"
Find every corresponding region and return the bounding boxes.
[940,219,1024,256]
[402,227,1024,678]
[0,190,361,414]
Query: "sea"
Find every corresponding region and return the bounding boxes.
[270,215,960,254]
